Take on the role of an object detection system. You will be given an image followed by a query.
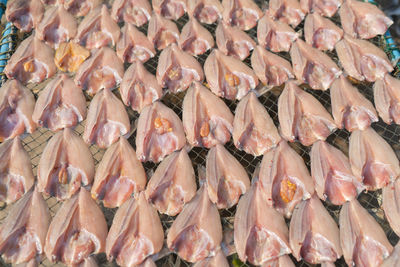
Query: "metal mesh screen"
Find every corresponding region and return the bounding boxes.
[0,0,400,266]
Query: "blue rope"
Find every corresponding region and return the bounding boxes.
[0,0,7,19]
[0,22,17,85]
[384,31,400,63]
[0,0,16,86]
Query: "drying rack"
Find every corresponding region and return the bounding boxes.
[0,0,400,266]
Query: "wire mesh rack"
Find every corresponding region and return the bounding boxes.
[0,0,400,266]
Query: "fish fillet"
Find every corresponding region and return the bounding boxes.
[83,89,130,148]
[335,34,393,82]
[116,23,156,64]
[136,101,186,162]
[349,127,400,190]
[36,6,77,48]
[216,21,256,60]
[304,12,343,51]
[330,75,378,131]
[339,0,393,39]
[0,79,36,141]
[188,0,223,24]
[63,0,101,16]
[311,140,363,205]
[74,47,124,96]
[91,137,147,208]
[204,49,259,100]
[340,199,393,266]
[182,81,233,148]
[0,187,50,265]
[222,0,263,31]
[206,144,250,209]
[75,5,120,50]
[193,250,229,267]
[6,0,44,32]
[45,188,108,266]
[290,39,342,90]
[4,35,56,84]
[382,179,400,237]
[152,0,187,20]
[289,195,342,264]
[147,12,180,50]
[374,73,400,125]
[257,13,298,52]
[300,0,342,17]
[111,0,152,26]
[233,91,281,156]
[32,74,86,132]
[106,192,164,266]
[269,0,306,27]
[251,45,294,87]
[156,43,204,93]
[259,141,315,218]
[278,81,337,146]
[145,149,196,216]
[0,137,34,204]
[234,180,291,265]
[167,184,223,262]
[38,128,95,200]
[119,60,162,112]
[179,18,214,56]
